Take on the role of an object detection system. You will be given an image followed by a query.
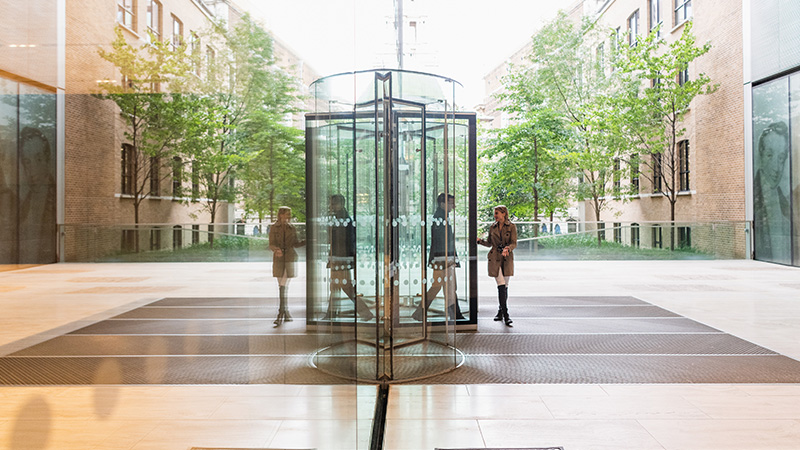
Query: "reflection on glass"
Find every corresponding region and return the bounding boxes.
[0,77,57,264]
[791,74,800,266]
[0,78,19,263]
[753,78,791,265]
[306,70,475,382]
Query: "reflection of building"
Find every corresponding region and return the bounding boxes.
[0,1,60,264]
[745,0,800,267]
[1,0,317,263]
[482,1,748,258]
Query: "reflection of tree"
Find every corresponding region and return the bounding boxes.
[95,28,199,251]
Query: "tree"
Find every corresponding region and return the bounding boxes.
[239,111,305,226]
[96,28,196,251]
[181,15,299,247]
[483,89,572,224]
[518,12,626,244]
[611,22,717,250]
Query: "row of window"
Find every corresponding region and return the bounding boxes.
[120,224,202,252]
[120,144,200,198]
[629,0,693,42]
[601,223,691,249]
[611,139,690,195]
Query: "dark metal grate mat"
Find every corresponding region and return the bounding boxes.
[3,296,800,385]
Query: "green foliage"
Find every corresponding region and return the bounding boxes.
[179,14,301,229]
[239,112,306,222]
[605,22,717,248]
[95,28,202,232]
[501,12,625,227]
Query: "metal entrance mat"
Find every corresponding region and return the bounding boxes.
[2,296,800,385]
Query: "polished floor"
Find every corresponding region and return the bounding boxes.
[1,260,800,449]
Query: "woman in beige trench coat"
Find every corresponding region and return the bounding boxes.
[477,205,517,326]
[269,206,305,326]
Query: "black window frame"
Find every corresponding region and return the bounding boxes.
[121,144,135,195]
[149,155,160,196]
[678,140,690,191]
[652,153,662,193]
[173,225,183,249]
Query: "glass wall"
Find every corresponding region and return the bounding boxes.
[752,73,800,266]
[305,70,476,382]
[0,75,57,264]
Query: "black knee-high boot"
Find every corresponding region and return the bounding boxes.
[500,285,512,326]
[274,286,291,326]
[494,285,505,321]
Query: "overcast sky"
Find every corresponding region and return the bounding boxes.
[235,0,573,108]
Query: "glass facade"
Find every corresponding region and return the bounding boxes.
[305,70,476,382]
[751,74,800,266]
[0,76,58,264]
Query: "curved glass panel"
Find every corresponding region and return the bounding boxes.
[306,70,476,383]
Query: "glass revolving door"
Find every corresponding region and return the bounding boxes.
[305,70,476,383]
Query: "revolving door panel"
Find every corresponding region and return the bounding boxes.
[307,69,475,383]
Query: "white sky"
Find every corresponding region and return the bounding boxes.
[234,0,573,109]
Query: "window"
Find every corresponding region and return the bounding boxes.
[631,223,640,248]
[598,222,606,241]
[150,228,161,250]
[117,0,135,29]
[628,10,639,46]
[613,158,621,190]
[191,224,200,245]
[146,0,161,41]
[205,46,216,79]
[190,32,201,75]
[630,156,640,194]
[149,156,160,196]
[613,223,622,243]
[649,0,661,35]
[674,0,692,25]
[678,226,691,249]
[678,66,689,86]
[596,43,605,79]
[191,161,199,199]
[652,224,662,249]
[173,225,183,249]
[121,144,135,195]
[121,229,136,252]
[172,156,182,197]
[678,140,690,191]
[171,15,183,50]
[652,153,662,193]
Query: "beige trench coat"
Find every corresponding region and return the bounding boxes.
[269,222,304,278]
[477,221,517,277]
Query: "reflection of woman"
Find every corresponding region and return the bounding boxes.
[754,122,790,262]
[269,206,305,326]
[477,205,517,327]
[19,127,56,263]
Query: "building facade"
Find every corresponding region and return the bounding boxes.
[481,0,748,258]
[1,0,315,263]
[744,0,800,267]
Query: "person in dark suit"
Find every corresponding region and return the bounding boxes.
[412,192,465,322]
[325,194,373,321]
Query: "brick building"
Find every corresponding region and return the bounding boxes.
[0,0,316,263]
[481,0,747,258]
